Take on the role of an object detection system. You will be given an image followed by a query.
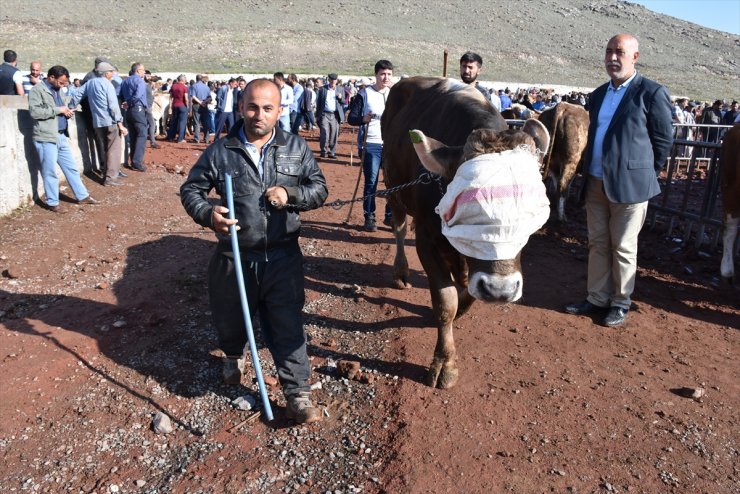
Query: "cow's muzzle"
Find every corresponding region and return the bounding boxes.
[468,271,523,303]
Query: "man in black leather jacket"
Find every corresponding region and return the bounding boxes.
[181,79,328,424]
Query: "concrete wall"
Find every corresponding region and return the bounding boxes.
[0,95,102,217]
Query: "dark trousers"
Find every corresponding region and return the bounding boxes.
[208,247,310,397]
[146,109,156,144]
[125,104,148,167]
[214,110,235,139]
[290,109,316,134]
[192,105,210,143]
[167,106,188,142]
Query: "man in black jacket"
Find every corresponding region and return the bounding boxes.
[181,79,328,424]
[315,73,344,158]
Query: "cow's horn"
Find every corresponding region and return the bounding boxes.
[409,130,453,177]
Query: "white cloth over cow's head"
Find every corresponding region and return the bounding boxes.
[435,148,550,260]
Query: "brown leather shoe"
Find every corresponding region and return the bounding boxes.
[78,196,99,205]
[104,180,125,187]
[285,392,322,424]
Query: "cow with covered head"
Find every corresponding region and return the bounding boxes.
[381,77,550,388]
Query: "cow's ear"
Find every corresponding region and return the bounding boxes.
[521,119,550,164]
[409,130,463,179]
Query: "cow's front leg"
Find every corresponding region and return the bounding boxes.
[391,213,411,289]
[427,285,459,389]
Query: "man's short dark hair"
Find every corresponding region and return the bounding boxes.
[130,62,143,76]
[459,51,483,66]
[3,50,17,63]
[47,65,70,79]
[273,72,285,82]
[374,59,394,74]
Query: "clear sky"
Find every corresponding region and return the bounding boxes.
[629,0,740,35]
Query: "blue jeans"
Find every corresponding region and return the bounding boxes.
[167,106,188,142]
[278,113,290,132]
[362,143,390,220]
[208,109,216,134]
[34,134,90,206]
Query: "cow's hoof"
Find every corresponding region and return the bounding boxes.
[426,364,459,389]
[392,278,411,290]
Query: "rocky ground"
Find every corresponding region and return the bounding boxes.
[1,0,738,100]
[0,125,738,493]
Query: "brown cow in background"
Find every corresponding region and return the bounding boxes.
[537,102,589,222]
[720,124,740,285]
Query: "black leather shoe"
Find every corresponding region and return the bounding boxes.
[604,307,628,327]
[564,300,604,315]
[129,163,147,172]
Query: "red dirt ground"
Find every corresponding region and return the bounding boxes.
[0,124,737,493]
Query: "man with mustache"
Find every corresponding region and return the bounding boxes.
[565,33,673,327]
[180,79,328,424]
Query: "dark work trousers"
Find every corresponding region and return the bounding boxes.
[146,109,156,144]
[126,104,148,167]
[192,105,210,143]
[290,109,317,134]
[208,247,310,398]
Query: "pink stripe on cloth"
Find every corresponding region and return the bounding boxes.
[443,184,544,222]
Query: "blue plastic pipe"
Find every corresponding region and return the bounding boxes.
[224,172,274,421]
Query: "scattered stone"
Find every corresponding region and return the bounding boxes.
[96,282,110,290]
[674,386,705,401]
[135,480,146,488]
[337,360,361,380]
[310,381,323,390]
[107,224,116,231]
[324,338,339,349]
[263,375,279,387]
[2,268,19,279]
[359,373,374,384]
[152,412,174,434]
[232,395,257,411]
[109,485,119,493]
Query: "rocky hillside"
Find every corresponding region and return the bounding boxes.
[1,0,737,100]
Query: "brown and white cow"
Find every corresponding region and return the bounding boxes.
[381,77,550,388]
[536,102,589,222]
[720,124,740,285]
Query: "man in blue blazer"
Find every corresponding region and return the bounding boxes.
[565,33,673,327]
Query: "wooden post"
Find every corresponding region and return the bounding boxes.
[443,49,449,77]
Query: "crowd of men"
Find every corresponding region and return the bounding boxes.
[2,42,738,424]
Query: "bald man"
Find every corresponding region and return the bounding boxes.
[565,34,673,327]
[181,79,328,424]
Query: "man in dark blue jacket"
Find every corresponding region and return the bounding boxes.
[565,33,673,327]
[181,79,327,424]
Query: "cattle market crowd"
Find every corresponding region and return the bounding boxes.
[1,39,738,426]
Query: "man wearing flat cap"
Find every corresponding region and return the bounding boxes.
[315,73,345,158]
[68,61,128,186]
